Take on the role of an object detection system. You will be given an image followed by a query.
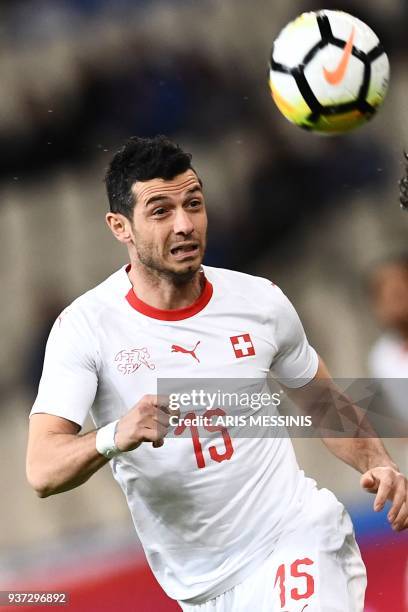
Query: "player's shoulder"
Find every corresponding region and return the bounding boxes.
[59,265,129,322]
[369,333,399,370]
[203,265,289,310]
[203,264,275,294]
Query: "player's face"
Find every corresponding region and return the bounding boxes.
[371,263,408,330]
[130,170,207,282]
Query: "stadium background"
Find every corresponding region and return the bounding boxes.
[0,0,407,610]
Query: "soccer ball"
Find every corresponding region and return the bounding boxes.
[268,10,390,134]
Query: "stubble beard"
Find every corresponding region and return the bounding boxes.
[135,240,205,286]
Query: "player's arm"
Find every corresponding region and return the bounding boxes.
[282,357,408,531]
[283,356,398,473]
[27,414,108,497]
[26,305,171,498]
[26,396,171,498]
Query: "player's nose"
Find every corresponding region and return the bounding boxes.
[173,208,194,236]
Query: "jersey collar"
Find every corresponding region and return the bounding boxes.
[125,265,213,321]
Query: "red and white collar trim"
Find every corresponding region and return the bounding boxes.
[125,266,213,321]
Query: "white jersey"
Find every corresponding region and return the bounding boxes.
[369,333,408,421]
[31,264,319,604]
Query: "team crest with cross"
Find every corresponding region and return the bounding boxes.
[230,333,256,358]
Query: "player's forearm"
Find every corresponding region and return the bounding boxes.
[315,385,398,473]
[26,431,109,497]
[310,388,398,473]
[284,356,399,474]
[318,388,398,472]
[321,435,398,474]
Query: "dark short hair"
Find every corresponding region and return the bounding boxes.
[105,135,193,218]
[399,150,408,211]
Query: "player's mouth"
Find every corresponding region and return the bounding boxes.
[169,242,200,260]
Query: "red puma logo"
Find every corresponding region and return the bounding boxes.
[171,341,200,363]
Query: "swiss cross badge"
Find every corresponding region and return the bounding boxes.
[230,333,255,358]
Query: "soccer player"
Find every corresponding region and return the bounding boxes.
[27,136,408,611]
[368,254,408,421]
[367,152,408,425]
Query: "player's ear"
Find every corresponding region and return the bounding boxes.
[105,212,132,244]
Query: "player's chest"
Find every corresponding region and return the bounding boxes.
[97,314,274,382]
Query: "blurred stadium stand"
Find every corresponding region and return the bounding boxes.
[0,0,407,610]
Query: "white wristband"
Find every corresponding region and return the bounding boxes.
[96,420,121,459]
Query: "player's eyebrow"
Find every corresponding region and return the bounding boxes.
[145,184,203,207]
[145,194,168,207]
[184,185,203,197]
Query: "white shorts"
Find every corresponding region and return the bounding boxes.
[179,488,366,612]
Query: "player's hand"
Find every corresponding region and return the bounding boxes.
[115,394,178,451]
[360,466,408,531]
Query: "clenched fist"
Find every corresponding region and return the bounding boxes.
[115,395,177,451]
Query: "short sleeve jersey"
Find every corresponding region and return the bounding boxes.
[31,264,319,604]
[369,333,408,421]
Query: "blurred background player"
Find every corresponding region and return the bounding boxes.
[368,158,408,424]
[367,159,408,486]
[368,253,408,423]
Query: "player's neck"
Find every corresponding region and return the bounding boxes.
[127,263,204,311]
